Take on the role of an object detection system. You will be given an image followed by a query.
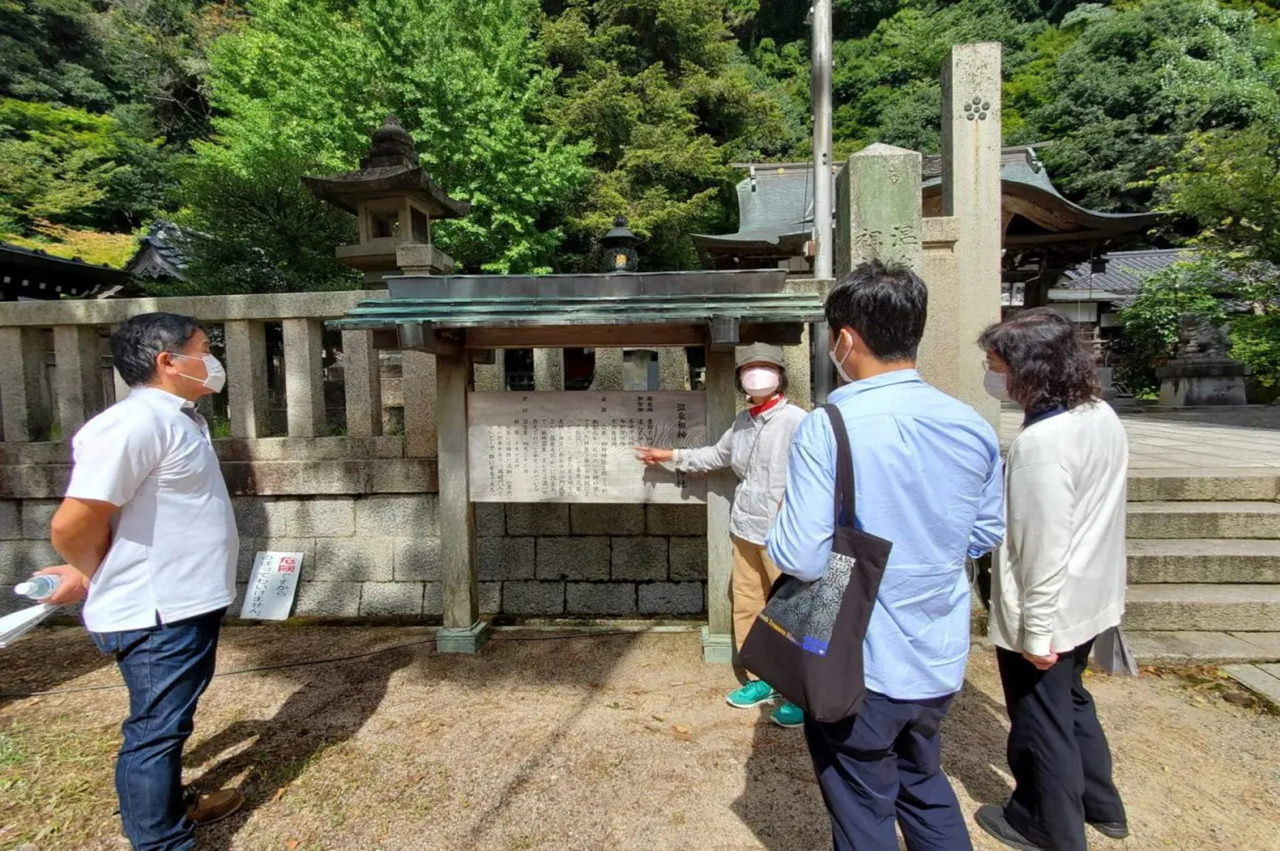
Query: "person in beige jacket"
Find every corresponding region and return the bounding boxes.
[635,342,806,727]
[973,308,1129,851]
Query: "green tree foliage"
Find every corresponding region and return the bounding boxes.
[180,0,590,286]
[540,0,800,270]
[0,98,163,232]
[4,0,1280,288]
[1161,123,1280,268]
[0,0,234,247]
[1028,0,1280,212]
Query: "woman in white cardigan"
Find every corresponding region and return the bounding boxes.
[973,308,1129,851]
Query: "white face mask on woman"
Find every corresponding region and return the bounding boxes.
[983,369,1012,403]
[173,354,227,393]
[740,366,780,397]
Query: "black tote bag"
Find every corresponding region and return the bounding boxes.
[739,403,892,723]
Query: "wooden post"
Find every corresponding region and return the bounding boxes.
[435,350,489,653]
[53,325,104,437]
[226,320,270,438]
[702,347,737,664]
[283,318,325,437]
[0,327,53,442]
[341,329,382,437]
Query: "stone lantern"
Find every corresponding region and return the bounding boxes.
[303,115,470,283]
[600,215,641,272]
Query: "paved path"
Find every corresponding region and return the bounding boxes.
[1225,663,1280,707]
[1001,406,1280,471]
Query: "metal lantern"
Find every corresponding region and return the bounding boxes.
[601,215,641,272]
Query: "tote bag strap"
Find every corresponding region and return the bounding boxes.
[820,403,856,530]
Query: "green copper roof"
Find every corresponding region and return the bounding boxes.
[329,291,824,331]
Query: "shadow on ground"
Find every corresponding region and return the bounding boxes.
[188,627,642,849]
[942,680,1013,807]
[731,679,1013,851]
[0,626,114,706]
[731,706,829,851]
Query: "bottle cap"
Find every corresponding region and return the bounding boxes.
[14,581,34,595]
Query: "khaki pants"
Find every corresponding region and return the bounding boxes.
[731,535,781,657]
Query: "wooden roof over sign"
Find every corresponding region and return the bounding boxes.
[328,269,822,351]
[330,291,825,331]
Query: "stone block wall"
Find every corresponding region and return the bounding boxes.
[0,492,709,620]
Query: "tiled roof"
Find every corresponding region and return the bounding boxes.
[1057,249,1192,300]
[126,219,189,280]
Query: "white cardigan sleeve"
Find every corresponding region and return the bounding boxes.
[1007,459,1075,657]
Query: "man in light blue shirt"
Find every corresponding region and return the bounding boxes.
[767,262,1003,851]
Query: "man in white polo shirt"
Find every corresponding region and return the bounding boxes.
[37,312,242,850]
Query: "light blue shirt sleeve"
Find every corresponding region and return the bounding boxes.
[766,413,834,582]
[967,453,1006,559]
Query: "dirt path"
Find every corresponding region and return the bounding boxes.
[1,626,1277,850]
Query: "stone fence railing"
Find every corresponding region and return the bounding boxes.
[0,290,438,448]
[0,291,739,621]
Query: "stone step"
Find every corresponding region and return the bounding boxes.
[1223,664,1280,708]
[1127,502,1280,539]
[1127,469,1280,503]
[1127,539,1280,583]
[1124,584,1280,632]
[1126,631,1280,665]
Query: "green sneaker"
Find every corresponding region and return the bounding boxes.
[770,702,804,728]
[726,679,777,708]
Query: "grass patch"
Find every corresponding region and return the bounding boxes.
[0,727,26,768]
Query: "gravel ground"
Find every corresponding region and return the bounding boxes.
[1,625,1277,850]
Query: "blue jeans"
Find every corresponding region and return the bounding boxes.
[803,691,972,851]
[91,609,224,851]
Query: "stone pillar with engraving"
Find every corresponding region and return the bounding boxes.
[833,42,1002,430]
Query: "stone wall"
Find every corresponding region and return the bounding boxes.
[0,488,709,620]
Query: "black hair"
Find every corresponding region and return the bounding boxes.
[824,261,928,362]
[111,313,207,387]
[978,307,1099,413]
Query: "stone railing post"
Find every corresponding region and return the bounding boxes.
[341,330,382,437]
[283,318,326,438]
[0,327,53,442]
[225,320,270,438]
[533,348,564,391]
[402,351,436,457]
[591,349,624,391]
[53,325,104,437]
[657,348,688,390]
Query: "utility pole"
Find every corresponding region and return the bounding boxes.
[811,0,835,402]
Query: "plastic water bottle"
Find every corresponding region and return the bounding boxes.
[14,575,59,601]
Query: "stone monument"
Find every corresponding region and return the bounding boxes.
[1157,314,1249,406]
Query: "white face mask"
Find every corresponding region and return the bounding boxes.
[740,366,780,397]
[173,354,227,394]
[983,369,1011,403]
[828,333,854,384]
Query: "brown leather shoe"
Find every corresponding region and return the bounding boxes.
[186,788,244,826]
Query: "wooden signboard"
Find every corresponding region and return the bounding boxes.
[468,391,708,503]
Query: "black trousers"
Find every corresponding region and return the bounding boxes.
[803,691,972,851]
[997,640,1127,851]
